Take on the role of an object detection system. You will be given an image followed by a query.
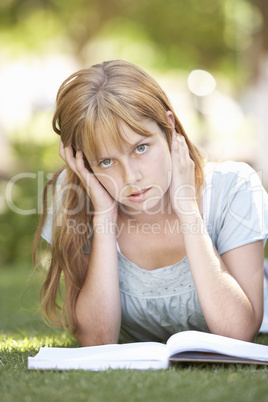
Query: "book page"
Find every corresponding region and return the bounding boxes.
[28,342,169,370]
[166,331,268,362]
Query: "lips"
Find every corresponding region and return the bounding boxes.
[127,187,151,203]
[129,189,147,197]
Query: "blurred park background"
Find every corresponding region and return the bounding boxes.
[0,0,268,267]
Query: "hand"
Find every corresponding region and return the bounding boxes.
[169,131,198,218]
[59,141,118,222]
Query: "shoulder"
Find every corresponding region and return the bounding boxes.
[204,160,260,195]
[52,169,68,203]
[204,161,268,254]
[41,168,67,244]
[55,168,67,188]
[205,160,256,181]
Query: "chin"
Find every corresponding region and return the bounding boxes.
[119,198,165,216]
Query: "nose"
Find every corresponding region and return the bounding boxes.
[122,159,142,185]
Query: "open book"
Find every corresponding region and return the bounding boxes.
[28,331,268,371]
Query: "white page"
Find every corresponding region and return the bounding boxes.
[28,342,169,370]
[166,331,268,361]
[28,358,168,371]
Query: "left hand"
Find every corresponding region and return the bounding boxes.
[169,130,198,218]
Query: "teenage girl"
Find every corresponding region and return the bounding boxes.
[33,60,268,346]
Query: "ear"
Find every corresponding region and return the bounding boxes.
[166,111,175,130]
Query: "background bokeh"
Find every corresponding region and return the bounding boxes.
[0,0,268,266]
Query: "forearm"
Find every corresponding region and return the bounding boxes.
[180,210,260,341]
[169,131,262,340]
[75,218,121,346]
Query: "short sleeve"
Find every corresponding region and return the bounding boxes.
[41,170,67,244]
[209,162,268,255]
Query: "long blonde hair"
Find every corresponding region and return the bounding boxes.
[33,60,205,332]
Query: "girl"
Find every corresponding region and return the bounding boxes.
[33,60,268,346]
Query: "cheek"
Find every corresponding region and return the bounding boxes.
[95,173,120,199]
[153,149,172,188]
[153,147,172,174]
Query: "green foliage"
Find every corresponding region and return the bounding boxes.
[0,0,257,72]
[0,140,60,266]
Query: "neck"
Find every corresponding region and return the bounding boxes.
[118,198,176,226]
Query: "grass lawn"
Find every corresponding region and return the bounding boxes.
[1,263,268,402]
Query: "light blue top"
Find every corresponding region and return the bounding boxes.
[42,161,268,342]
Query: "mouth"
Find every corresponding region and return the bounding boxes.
[127,187,151,203]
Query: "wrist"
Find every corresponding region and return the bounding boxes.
[92,219,117,237]
[93,204,118,223]
[174,200,199,221]
[93,213,118,236]
[178,212,208,237]
[171,183,199,218]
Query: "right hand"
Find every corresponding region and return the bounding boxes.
[59,141,118,222]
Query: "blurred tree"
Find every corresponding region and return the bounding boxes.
[0,0,241,71]
[251,0,268,79]
[0,140,58,266]
[1,0,266,265]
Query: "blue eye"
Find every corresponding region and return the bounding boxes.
[135,144,148,154]
[99,159,112,167]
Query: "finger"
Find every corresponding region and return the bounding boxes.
[64,144,79,173]
[172,130,186,163]
[75,150,99,191]
[171,130,178,154]
[75,150,89,175]
[176,134,191,163]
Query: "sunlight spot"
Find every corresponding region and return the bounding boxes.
[187,70,216,97]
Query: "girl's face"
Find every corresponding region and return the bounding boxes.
[88,118,172,214]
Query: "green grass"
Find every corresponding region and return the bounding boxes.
[1,263,268,402]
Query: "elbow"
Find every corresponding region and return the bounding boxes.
[207,305,263,342]
[74,306,121,346]
[211,316,262,343]
[77,333,119,347]
[74,323,120,347]
[211,328,256,343]
[240,309,264,342]
[229,330,257,343]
